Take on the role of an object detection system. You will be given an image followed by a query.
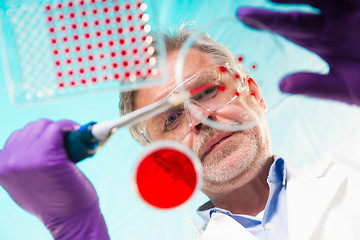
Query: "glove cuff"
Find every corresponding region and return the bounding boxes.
[45,201,110,240]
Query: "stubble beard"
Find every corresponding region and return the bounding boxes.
[198,127,265,187]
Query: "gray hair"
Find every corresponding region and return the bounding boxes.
[119,25,249,145]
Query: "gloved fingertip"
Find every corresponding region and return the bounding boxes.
[61,125,79,133]
[280,74,300,94]
[235,7,255,20]
[72,124,81,131]
[67,123,81,133]
[279,78,290,93]
[53,120,80,133]
[236,7,268,30]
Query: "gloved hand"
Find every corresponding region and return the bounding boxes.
[236,0,360,106]
[0,119,110,240]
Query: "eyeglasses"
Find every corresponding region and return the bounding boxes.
[140,63,245,143]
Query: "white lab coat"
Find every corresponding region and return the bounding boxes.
[196,133,360,240]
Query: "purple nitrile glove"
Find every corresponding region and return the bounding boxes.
[236,0,360,106]
[0,119,110,240]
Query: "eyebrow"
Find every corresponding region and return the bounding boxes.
[152,64,221,102]
[152,72,198,102]
[153,88,176,103]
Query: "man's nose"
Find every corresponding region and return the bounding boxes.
[189,105,217,134]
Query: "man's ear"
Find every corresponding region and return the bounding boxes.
[245,76,267,111]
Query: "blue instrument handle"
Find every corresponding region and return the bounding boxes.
[65,122,99,163]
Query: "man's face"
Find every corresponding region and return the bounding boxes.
[135,48,272,195]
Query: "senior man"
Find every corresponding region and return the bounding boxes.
[0,0,360,239]
[119,24,360,240]
[122,29,285,238]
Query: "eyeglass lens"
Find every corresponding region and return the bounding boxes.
[145,65,241,142]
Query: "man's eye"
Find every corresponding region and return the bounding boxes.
[203,86,217,96]
[195,85,219,101]
[165,111,183,127]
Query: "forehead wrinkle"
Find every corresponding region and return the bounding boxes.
[151,49,217,103]
[152,70,205,102]
[153,82,178,102]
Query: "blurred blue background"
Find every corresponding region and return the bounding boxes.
[1,0,360,239]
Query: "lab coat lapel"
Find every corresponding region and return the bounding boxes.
[286,161,347,240]
[199,212,257,240]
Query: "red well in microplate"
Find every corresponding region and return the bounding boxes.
[45,0,157,89]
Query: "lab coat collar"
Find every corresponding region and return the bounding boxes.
[286,160,347,240]
[199,211,258,240]
[197,158,347,240]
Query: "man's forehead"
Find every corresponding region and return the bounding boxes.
[168,48,214,74]
[157,50,215,98]
[135,49,215,108]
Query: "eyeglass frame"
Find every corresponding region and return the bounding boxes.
[140,62,246,143]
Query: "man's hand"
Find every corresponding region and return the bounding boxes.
[237,0,360,106]
[0,119,110,240]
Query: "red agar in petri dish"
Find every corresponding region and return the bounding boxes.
[135,146,198,209]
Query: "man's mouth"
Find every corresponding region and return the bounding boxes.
[201,132,235,160]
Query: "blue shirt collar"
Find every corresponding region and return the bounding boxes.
[197,156,287,223]
[268,155,287,186]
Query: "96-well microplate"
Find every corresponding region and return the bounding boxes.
[0,0,166,103]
